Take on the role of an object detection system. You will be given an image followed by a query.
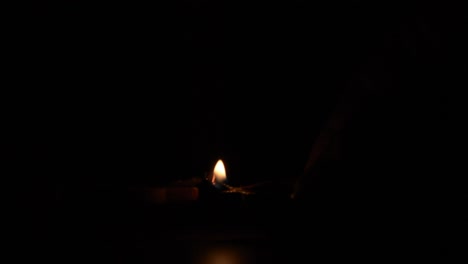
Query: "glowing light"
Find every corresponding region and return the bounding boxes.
[204,249,240,264]
[212,159,227,184]
[195,247,246,264]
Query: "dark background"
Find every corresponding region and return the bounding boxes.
[7,1,462,184]
[3,1,465,261]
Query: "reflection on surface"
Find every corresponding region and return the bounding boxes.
[199,248,242,264]
[194,245,255,264]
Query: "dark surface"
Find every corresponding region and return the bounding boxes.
[50,186,449,263]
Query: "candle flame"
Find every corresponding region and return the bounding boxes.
[212,159,227,184]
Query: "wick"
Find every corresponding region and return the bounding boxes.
[220,183,255,195]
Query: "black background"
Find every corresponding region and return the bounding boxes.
[2,1,465,261]
[7,1,462,184]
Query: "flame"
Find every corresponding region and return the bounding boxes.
[212,159,227,184]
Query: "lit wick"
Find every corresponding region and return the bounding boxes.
[212,159,226,185]
[210,159,262,195]
[211,159,234,191]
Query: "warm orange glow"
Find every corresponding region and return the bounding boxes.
[212,159,227,184]
[195,246,247,264]
[201,248,241,264]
